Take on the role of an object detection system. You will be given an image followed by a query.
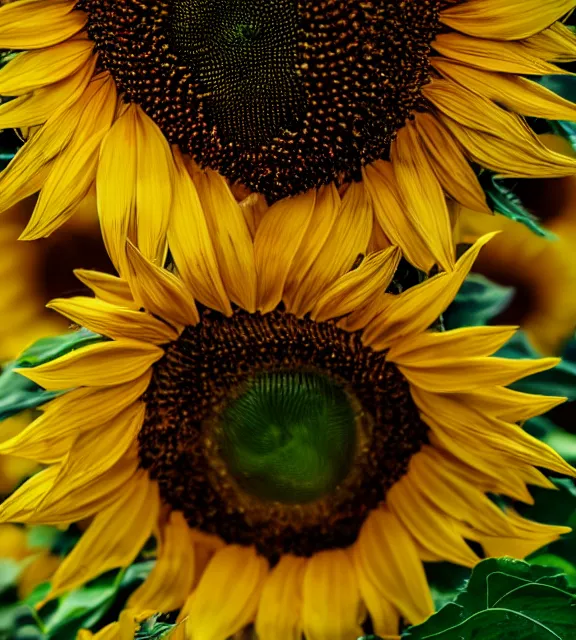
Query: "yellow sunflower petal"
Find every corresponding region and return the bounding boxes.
[184,545,268,640]
[0,455,138,526]
[455,386,565,422]
[440,0,576,40]
[363,161,435,272]
[192,167,257,313]
[73,269,137,309]
[288,181,374,317]
[386,326,518,363]
[352,555,400,639]
[433,58,576,122]
[476,511,571,559]
[361,233,496,349]
[128,511,196,613]
[445,118,576,179]
[133,105,175,265]
[48,296,177,344]
[168,149,231,316]
[398,355,560,393]
[255,555,307,640]
[426,429,535,504]
[414,111,491,213]
[254,189,317,313]
[0,0,87,49]
[47,473,159,599]
[409,447,517,536]
[522,21,576,62]
[424,79,576,179]
[301,549,363,640]
[391,120,455,272]
[283,184,340,314]
[0,54,96,129]
[125,242,199,327]
[51,403,145,491]
[387,476,479,567]
[414,388,575,477]
[16,339,163,390]
[311,246,401,323]
[78,610,156,640]
[354,507,434,624]
[0,37,94,96]
[20,73,117,240]
[432,32,569,75]
[97,104,137,273]
[0,73,105,214]
[0,466,58,524]
[0,374,151,463]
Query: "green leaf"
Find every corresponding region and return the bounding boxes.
[426,563,472,611]
[443,274,513,330]
[0,559,21,594]
[26,526,61,552]
[498,332,576,400]
[0,361,63,422]
[529,555,576,587]
[135,616,177,639]
[525,416,576,465]
[15,328,104,369]
[0,127,20,171]
[539,76,576,106]
[41,570,124,640]
[551,120,576,151]
[403,557,576,639]
[483,174,555,238]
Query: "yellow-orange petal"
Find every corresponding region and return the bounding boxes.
[16,339,163,390]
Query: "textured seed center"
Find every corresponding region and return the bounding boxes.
[171,0,305,146]
[79,0,444,201]
[218,371,357,504]
[138,309,429,559]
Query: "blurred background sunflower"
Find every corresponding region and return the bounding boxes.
[457,134,576,357]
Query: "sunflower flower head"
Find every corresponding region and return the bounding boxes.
[2,0,576,272]
[0,203,572,639]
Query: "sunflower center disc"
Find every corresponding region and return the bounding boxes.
[218,371,357,504]
[78,0,443,201]
[171,0,305,146]
[138,309,429,559]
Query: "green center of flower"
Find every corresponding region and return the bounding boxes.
[217,371,357,504]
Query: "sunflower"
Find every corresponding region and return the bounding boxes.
[2,0,576,274]
[0,202,572,639]
[457,134,576,356]
[0,194,112,361]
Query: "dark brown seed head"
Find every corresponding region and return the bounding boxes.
[138,309,428,562]
[77,0,443,201]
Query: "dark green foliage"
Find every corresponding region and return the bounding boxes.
[403,557,576,639]
[482,174,554,238]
